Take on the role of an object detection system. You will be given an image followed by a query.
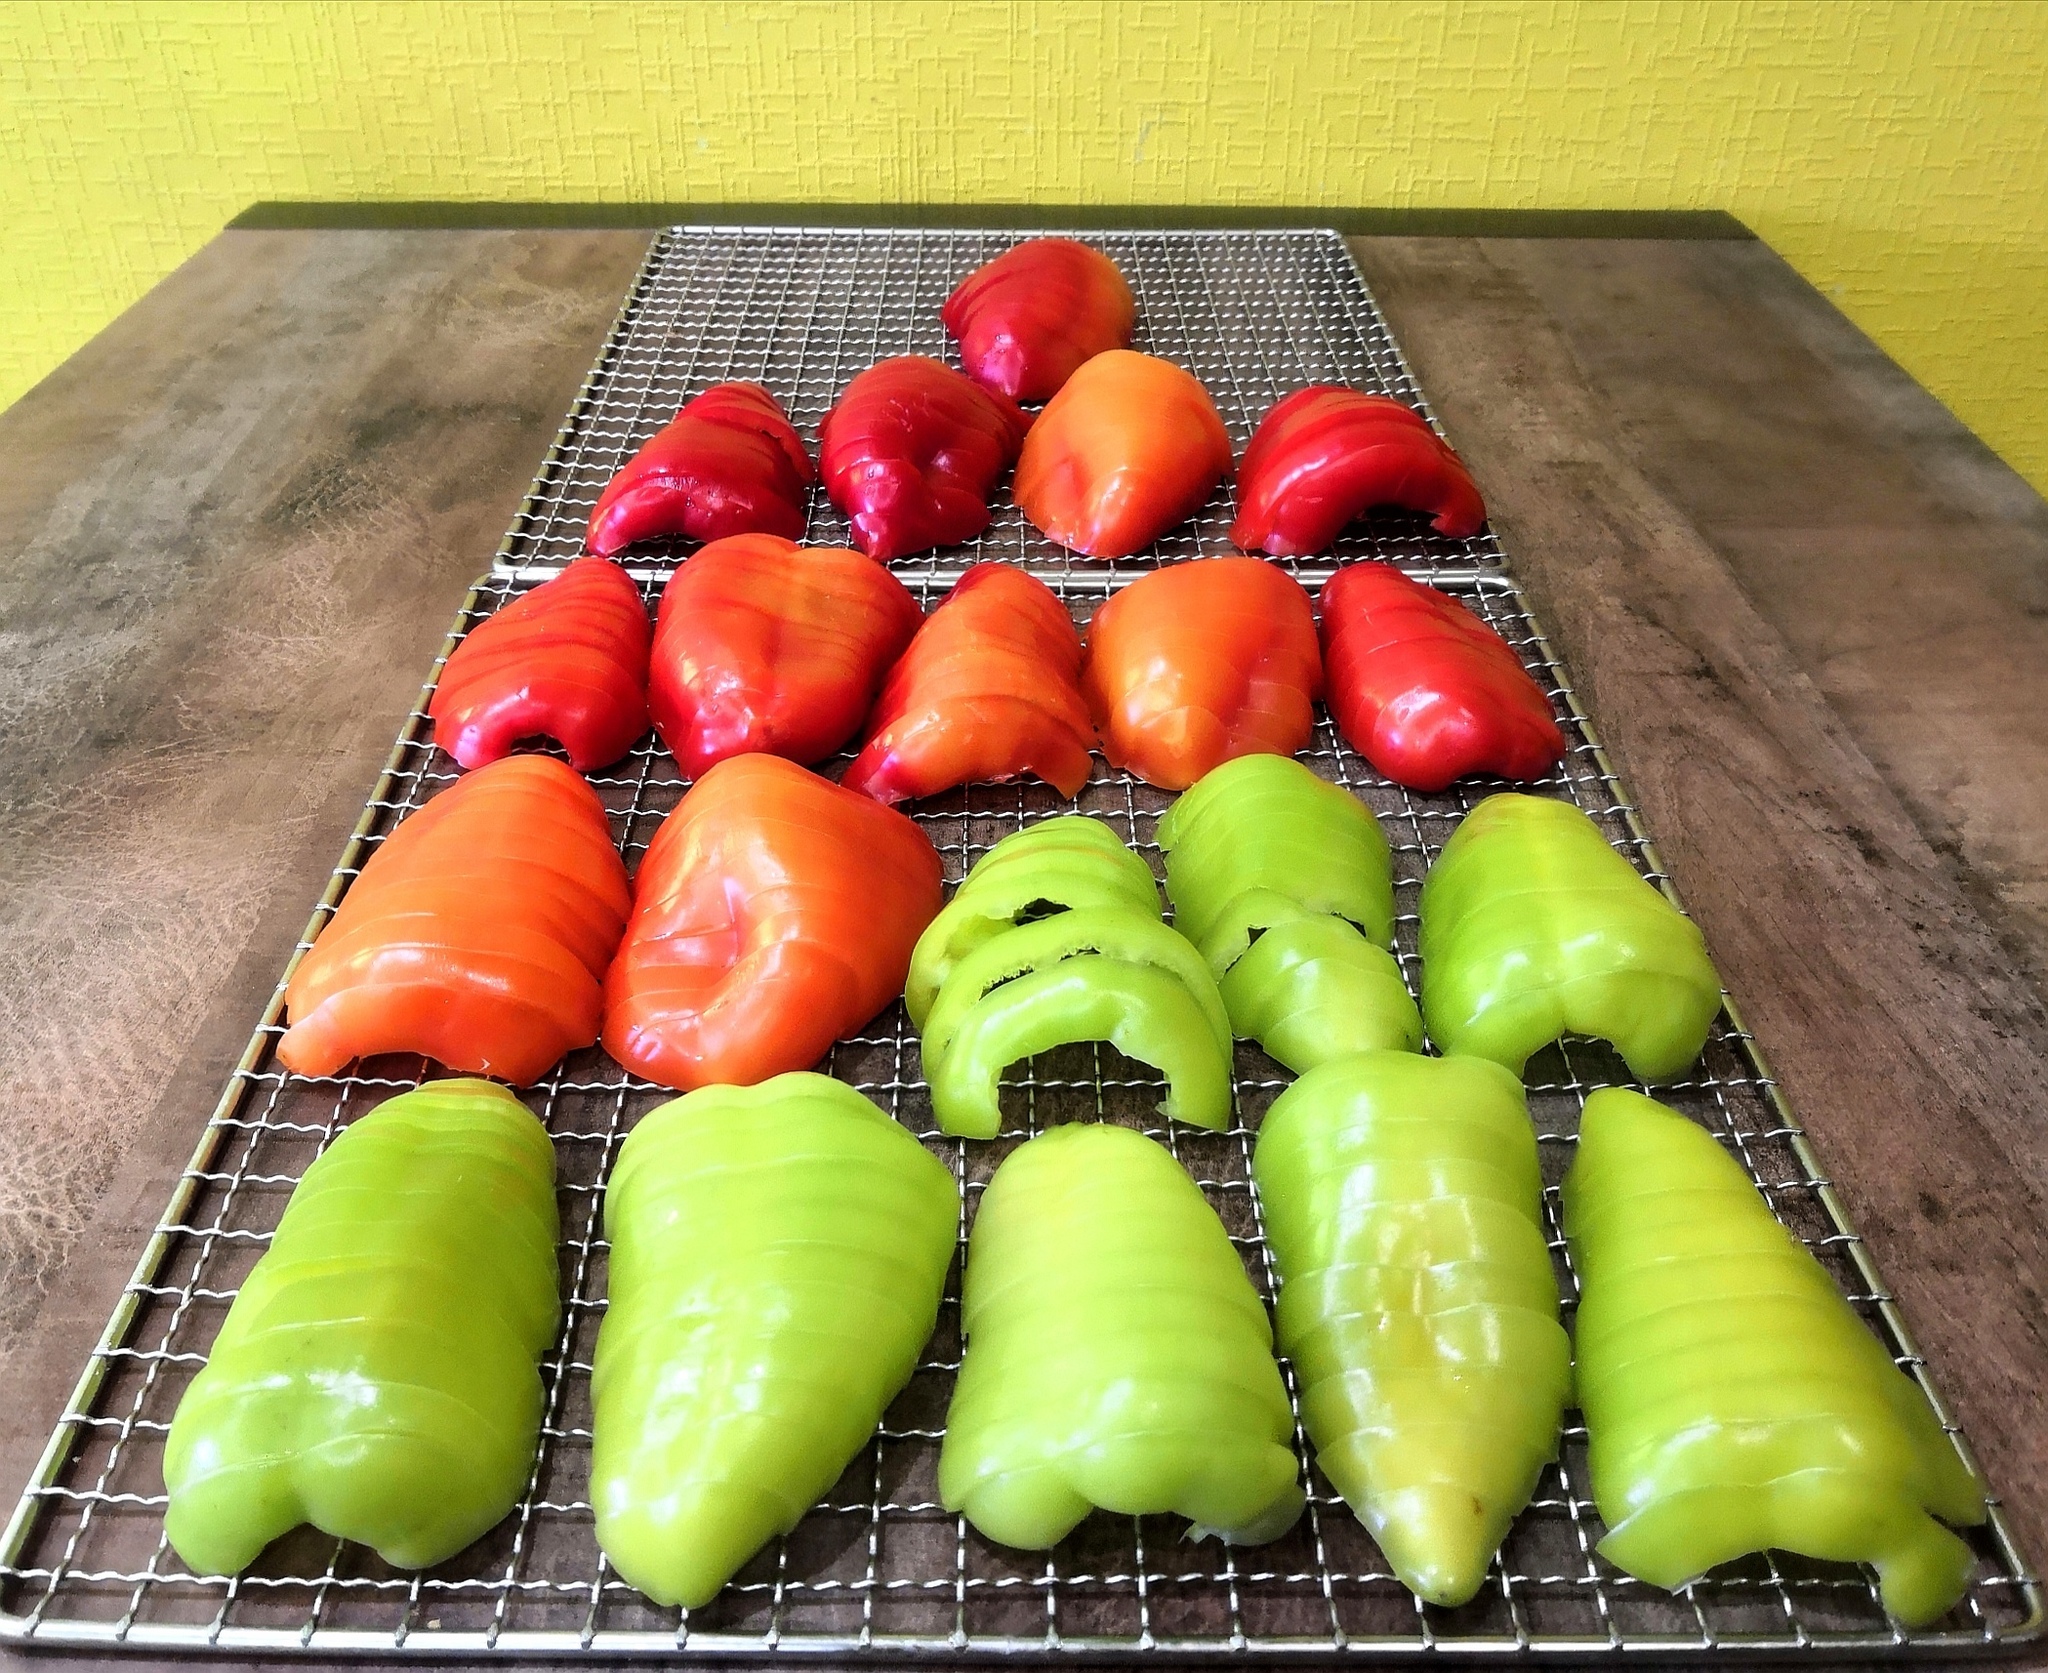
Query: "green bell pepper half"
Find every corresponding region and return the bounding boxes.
[904,816,1161,1028]
[940,1122,1301,1549]
[162,1079,560,1574]
[1254,1051,1568,1606]
[1564,1088,1986,1627]
[1419,793,1721,1079]
[1218,911,1421,1072]
[593,1072,958,1608]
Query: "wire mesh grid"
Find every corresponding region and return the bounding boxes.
[0,227,2037,1660]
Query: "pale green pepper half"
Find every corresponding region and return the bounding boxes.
[592,1073,958,1608]
[1158,754,1414,1071]
[940,1122,1302,1548]
[1419,793,1721,1079]
[163,1079,560,1574]
[1564,1088,1986,1626]
[905,817,1162,1028]
[1254,1051,1568,1605]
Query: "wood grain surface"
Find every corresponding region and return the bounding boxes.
[0,224,2043,1671]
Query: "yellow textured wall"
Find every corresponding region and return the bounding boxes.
[5,1,2046,490]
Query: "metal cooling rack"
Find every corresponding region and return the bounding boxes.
[0,228,2036,1661]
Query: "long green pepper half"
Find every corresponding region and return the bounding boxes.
[1420,793,1720,1079]
[940,1123,1302,1549]
[1564,1089,1986,1626]
[1254,1051,1569,1604]
[592,1073,959,1608]
[163,1080,561,1574]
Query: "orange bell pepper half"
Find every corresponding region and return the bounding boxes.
[843,562,1096,804]
[429,556,652,774]
[603,754,942,1090]
[1081,558,1324,791]
[279,756,632,1084]
[1012,350,1232,559]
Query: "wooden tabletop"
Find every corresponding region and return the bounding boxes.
[2,215,2044,1670]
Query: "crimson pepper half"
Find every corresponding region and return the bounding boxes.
[1319,563,1565,791]
[1013,351,1232,558]
[647,533,923,777]
[1081,558,1324,790]
[586,382,813,555]
[941,237,1137,402]
[428,556,652,773]
[1231,387,1486,552]
[818,356,1031,560]
[603,753,941,1090]
[843,563,1096,804]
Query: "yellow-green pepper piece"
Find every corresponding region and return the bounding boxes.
[1420,793,1720,1079]
[593,1073,958,1608]
[163,1079,560,1574]
[940,1122,1301,1548]
[905,817,1162,1028]
[1254,1051,1568,1605]
[1564,1088,1986,1626]
[1218,911,1422,1072]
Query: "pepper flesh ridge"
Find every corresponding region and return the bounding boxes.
[1419,792,1722,1081]
[279,755,631,1084]
[1318,563,1564,792]
[602,753,942,1091]
[1254,1051,1568,1606]
[818,356,1031,561]
[1564,1089,1986,1626]
[163,1080,561,1574]
[647,532,923,776]
[941,237,1137,403]
[940,1123,1303,1549]
[1013,350,1232,558]
[844,562,1096,804]
[428,556,652,773]
[586,382,813,555]
[1080,558,1322,792]
[593,1073,958,1608]
[1231,386,1486,551]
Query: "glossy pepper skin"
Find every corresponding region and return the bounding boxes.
[587,382,813,556]
[1013,350,1232,558]
[904,816,1161,1029]
[844,563,1095,804]
[604,753,942,1090]
[647,533,923,776]
[1421,794,1720,1079]
[1231,387,1486,551]
[1566,1089,1986,1626]
[1159,755,1415,1071]
[941,237,1136,403]
[1318,564,1564,791]
[1081,558,1324,791]
[164,1080,559,1573]
[941,1123,1301,1549]
[428,556,652,773]
[594,1074,957,1608]
[818,356,1031,560]
[1255,1052,1568,1605]
[280,756,631,1084]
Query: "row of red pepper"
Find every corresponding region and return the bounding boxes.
[587,238,1487,564]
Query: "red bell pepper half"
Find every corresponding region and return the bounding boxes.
[428,556,652,773]
[1319,563,1564,791]
[1081,557,1324,791]
[941,237,1137,403]
[647,533,924,778]
[1013,351,1232,559]
[1232,387,1486,552]
[603,753,942,1090]
[844,563,1096,805]
[586,382,813,556]
[818,357,1031,561]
